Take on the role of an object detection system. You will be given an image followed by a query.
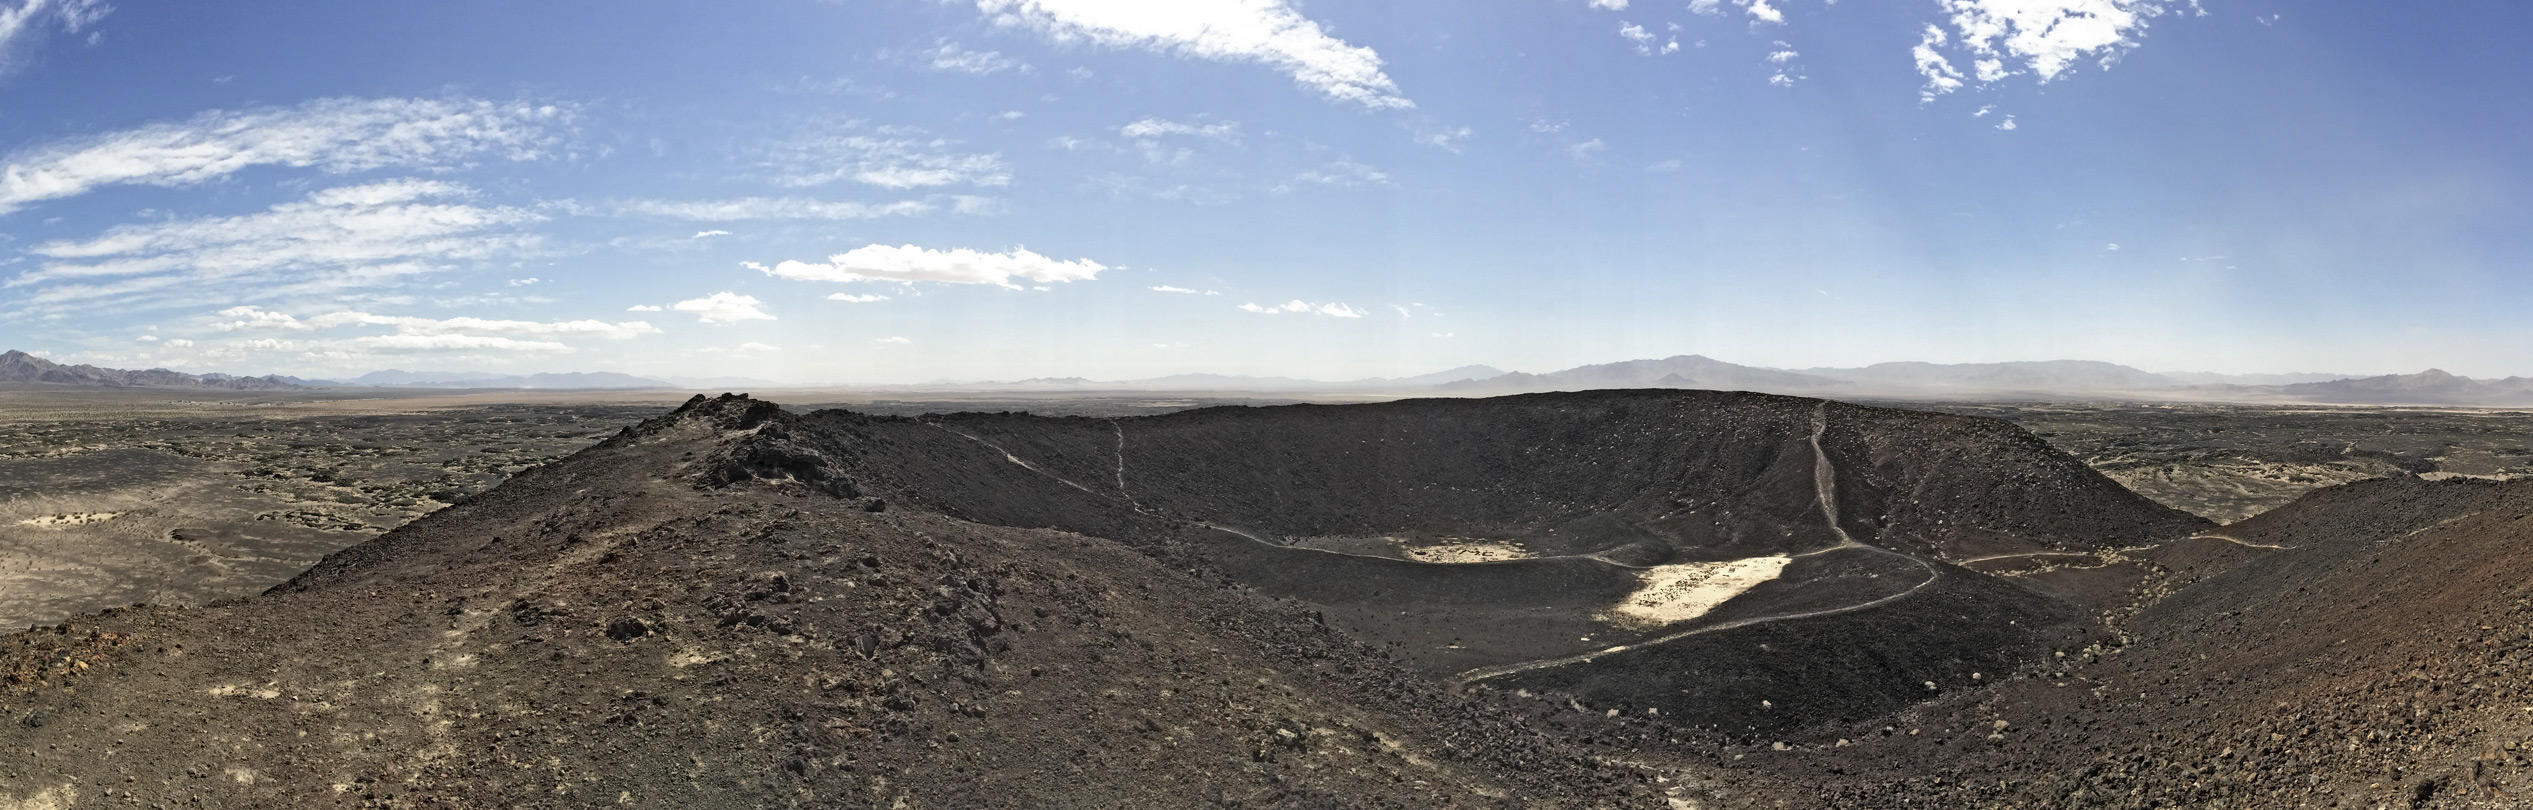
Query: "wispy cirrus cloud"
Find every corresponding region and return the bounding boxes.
[1689,0,1782,25]
[7,179,543,314]
[752,244,1102,289]
[764,131,1011,189]
[1239,299,1364,318]
[910,41,1029,75]
[0,96,572,215]
[976,0,1412,110]
[0,0,109,73]
[1119,117,1241,143]
[209,305,655,340]
[170,304,659,363]
[613,196,936,221]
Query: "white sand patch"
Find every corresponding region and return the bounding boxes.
[1399,539,1530,563]
[1607,556,1792,626]
[0,785,78,810]
[16,512,120,528]
[669,648,723,668]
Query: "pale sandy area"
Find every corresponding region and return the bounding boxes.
[1606,556,1792,626]
[1398,540,1531,563]
[17,512,120,527]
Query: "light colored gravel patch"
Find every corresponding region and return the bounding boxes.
[1606,556,1791,626]
[1399,539,1531,563]
[16,512,120,528]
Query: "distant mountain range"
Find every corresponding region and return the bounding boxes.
[303,370,680,389]
[0,350,302,390]
[13,348,2533,405]
[969,365,1508,393]
[1433,355,2533,406]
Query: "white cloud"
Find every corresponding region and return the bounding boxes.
[507,277,540,286]
[162,338,193,347]
[693,229,731,239]
[1930,0,2175,86]
[301,309,660,340]
[8,179,542,314]
[738,341,782,352]
[875,336,911,345]
[764,132,1010,189]
[339,334,571,353]
[615,197,935,221]
[0,96,570,215]
[1913,25,1967,101]
[1997,115,2020,131]
[1647,159,1683,172]
[0,0,109,73]
[673,292,775,325]
[1619,23,1653,54]
[827,293,890,303]
[627,304,663,312]
[1768,47,1799,64]
[183,305,656,360]
[1416,126,1472,152]
[918,41,1028,75]
[1238,299,1363,317]
[976,0,1411,109]
[1288,160,1389,189]
[1689,0,1721,14]
[755,244,1103,289]
[1567,139,1607,162]
[211,306,311,331]
[1588,0,1628,8]
[210,305,659,341]
[1150,285,1197,293]
[950,195,1006,215]
[1119,117,1241,143]
[1742,0,1784,24]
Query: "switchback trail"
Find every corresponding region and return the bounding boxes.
[2188,533,2295,551]
[1455,403,1943,685]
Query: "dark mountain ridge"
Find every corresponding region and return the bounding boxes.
[0,349,301,390]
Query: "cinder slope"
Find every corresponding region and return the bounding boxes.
[1736,475,2533,809]
[0,396,1656,809]
[777,390,2207,733]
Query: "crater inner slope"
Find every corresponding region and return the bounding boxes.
[765,389,2208,729]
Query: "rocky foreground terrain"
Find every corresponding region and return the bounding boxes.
[0,391,2527,808]
[0,400,659,629]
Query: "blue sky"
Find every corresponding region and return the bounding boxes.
[0,0,2528,383]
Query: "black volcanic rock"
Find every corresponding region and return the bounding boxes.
[0,393,1659,808]
[7,390,2317,809]
[1736,475,2533,809]
[716,390,2209,732]
[0,349,300,390]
